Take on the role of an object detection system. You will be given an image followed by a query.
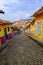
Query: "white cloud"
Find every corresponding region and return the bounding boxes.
[0,0,20,4]
[11,11,31,21]
[0,0,22,10]
[0,0,22,6]
[0,0,23,14]
[0,0,32,21]
[0,10,31,21]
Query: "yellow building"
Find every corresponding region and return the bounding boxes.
[0,20,13,44]
[23,19,33,34]
[30,7,43,40]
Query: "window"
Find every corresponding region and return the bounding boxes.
[7,27,10,32]
[37,22,41,34]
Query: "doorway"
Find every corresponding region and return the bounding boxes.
[4,28,8,39]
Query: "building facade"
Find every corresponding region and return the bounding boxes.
[29,7,43,40]
[0,19,14,44]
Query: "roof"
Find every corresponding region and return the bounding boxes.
[23,19,32,29]
[0,19,13,25]
[24,19,35,29]
[13,21,25,28]
[31,7,43,17]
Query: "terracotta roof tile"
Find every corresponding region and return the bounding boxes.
[31,7,43,17]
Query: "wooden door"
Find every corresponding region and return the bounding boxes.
[4,28,8,39]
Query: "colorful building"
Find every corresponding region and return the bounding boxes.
[0,20,13,44]
[30,7,43,40]
[24,19,33,34]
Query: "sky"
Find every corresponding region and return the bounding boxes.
[0,0,43,22]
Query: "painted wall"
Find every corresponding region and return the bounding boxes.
[30,13,43,40]
[27,28,30,34]
[0,25,12,37]
[30,22,37,34]
[35,13,43,34]
[25,27,30,34]
[0,26,4,37]
[4,25,12,34]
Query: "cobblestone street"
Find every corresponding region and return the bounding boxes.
[0,33,43,65]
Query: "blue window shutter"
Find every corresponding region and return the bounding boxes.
[37,22,41,34]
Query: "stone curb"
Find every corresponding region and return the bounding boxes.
[25,33,43,46]
[0,34,18,50]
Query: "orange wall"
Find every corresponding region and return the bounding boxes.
[35,13,43,32]
[30,13,43,34]
[27,28,30,34]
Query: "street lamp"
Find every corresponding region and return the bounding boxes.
[0,10,5,14]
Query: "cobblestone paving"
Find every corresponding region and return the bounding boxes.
[0,33,43,65]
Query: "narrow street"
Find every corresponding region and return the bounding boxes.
[0,33,43,65]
